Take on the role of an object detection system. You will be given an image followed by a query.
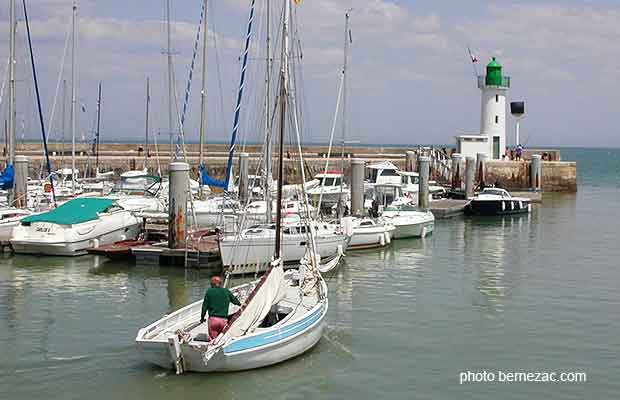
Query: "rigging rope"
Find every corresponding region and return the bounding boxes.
[200,0,256,189]
[176,1,205,159]
[0,56,9,108]
[37,15,71,179]
[22,0,56,205]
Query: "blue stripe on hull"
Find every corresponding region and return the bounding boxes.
[224,304,325,354]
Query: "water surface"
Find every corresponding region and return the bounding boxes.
[1,148,618,399]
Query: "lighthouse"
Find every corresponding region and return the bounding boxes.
[479,57,509,159]
[456,57,511,160]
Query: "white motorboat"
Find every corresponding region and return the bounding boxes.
[11,197,142,256]
[343,216,395,250]
[365,161,401,188]
[218,220,348,272]
[464,187,531,216]
[380,204,435,239]
[307,172,349,208]
[398,171,446,201]
[0,207,32,243]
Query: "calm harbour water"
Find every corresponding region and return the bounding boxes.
[1,148,619,399]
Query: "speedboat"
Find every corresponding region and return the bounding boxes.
[11,197,142,256]
[380,204,435,239]
[343,216,395,250]
[464,187,531,216]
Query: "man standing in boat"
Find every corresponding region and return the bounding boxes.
[200,276,241,341]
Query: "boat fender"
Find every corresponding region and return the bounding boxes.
[167,334,184,375]
[510,201,514,210]
[518,200,523,209]
[337,245,345,257]
[379,233,385,247]
[501,201,506,211]
[384,231,391,244]
[528,203,532,212]
[91,238,100,248]
[120,234,127,241]
[421,226,427,238]
[342,217,354,237]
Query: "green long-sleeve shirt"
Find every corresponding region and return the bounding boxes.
[200,287,241,320]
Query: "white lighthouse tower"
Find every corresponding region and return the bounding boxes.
[456,57,511,159]
[479,57,509,159]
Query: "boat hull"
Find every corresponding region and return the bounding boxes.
[136,281,329,373]
[392,220,434,239]
[219,235,347,269]
[348,226,394,249]
[184,303,326,372]
[11,219,142,256]
[464,199,531,216]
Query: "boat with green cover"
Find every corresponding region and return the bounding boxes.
[11,197,142,256]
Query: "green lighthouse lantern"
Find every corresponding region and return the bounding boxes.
[485,57,503,86]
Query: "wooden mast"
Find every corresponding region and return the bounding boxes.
[275,0,290,259]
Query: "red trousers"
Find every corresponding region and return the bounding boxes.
[208,316,228,340]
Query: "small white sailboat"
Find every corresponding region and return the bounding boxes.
[218,219,348,272]
[380,204,435,239]
[136,259,328,373]
[136,0,331,373]
[11,197,142,256]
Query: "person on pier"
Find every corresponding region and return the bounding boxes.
[200,276,241,341]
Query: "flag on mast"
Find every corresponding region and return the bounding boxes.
[467,46,479,63]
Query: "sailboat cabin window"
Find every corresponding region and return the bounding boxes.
[495,116,499,124]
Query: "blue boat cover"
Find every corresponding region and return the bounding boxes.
[0,165,14,190]
[199,164,227,188]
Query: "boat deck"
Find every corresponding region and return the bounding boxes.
[186,283,319,340]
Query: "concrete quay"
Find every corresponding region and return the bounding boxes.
[13,142,577,192]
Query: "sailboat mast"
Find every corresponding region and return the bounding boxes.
[339,10,351,216]
[198,0,208,196]
[144,77,150,170]
[8,0,16,166]
[166,0,174,160]
[95,82,101,174]
[61,79,66,167]
[263,0,272,223]
[275,0,290,259]
[70,1,78,193]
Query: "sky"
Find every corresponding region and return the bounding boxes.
[1,0,619,148]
